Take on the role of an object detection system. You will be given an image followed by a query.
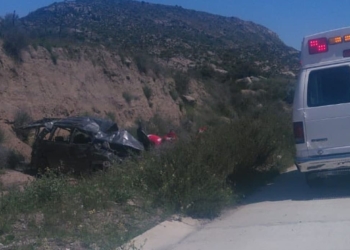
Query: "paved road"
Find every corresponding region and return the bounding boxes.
[167,167,350,250]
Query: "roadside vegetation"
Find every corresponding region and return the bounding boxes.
[0,74,295,249]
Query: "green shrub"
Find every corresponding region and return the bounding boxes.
[134,54,149,74]
[136,103,293,217]
[142,114,175,136]
[50,53,58,65]
[0,146,8,169]
[138,133,235,218]
[174,72,190,96]
[169,89,178,101]
[199,64,215,79]
[105,111,116,122]
[142,85,152,100]
[134,53,163,76]
[76,167,134,210]
[12,110,33,142]
[0,128,5,144]
[122,91,133,104]
[13,110,33,142]
[6,150,24,170]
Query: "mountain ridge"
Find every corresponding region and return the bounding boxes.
[19,0,299,76]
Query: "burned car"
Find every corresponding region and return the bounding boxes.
[21,116,144,173]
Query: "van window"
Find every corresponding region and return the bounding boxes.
[307,65,350,107]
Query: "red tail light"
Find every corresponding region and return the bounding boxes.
[308,38,328,54]
[293,122,305,144]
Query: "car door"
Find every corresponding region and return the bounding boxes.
[68,129,93,172]
[44,127,71,171]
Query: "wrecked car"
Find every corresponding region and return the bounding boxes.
[21,116,144,173]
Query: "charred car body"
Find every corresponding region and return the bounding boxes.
[22,116,144,173]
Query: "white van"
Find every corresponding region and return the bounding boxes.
[293,27,350,183]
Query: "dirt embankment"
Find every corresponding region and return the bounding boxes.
[0,44,190,155]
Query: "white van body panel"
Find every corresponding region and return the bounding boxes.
[294,27,350,173]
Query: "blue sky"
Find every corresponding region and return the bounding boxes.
[1,0,350,50]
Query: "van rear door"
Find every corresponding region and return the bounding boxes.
[305,65,350,157]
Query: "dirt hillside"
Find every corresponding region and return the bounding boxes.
[0,44,192,156]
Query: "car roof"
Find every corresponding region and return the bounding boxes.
[21,116,119,134]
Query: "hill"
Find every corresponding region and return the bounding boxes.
[0,0,298,155]
[21,0,299,76]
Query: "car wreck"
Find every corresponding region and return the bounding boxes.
[21,116,144,173]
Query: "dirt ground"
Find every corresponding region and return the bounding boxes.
[0,169,35,190]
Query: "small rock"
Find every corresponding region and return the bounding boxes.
[182,95,196,105]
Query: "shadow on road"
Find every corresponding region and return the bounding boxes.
[243,166,350,204]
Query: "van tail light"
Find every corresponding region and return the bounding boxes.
[293,122,305,144]
[308,38,328,54]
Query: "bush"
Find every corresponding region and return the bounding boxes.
[134,53,163,76]
[50,53,58,65]
[199,64,215,79]
[142,85,153,100]
[133,53,151,74]
[136,103,293,217]
[105,111,116,122]
[0,146,9,169]
[0,128,5,144]
[174,72,190,96]
[12,110,33,142]
[0,147,24,170]
[122,91,133,104]
[6,150,24,170]
[76,167,134,210]
[138,139,233,218]
[169,89,178,101]
[141,114,175,136]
